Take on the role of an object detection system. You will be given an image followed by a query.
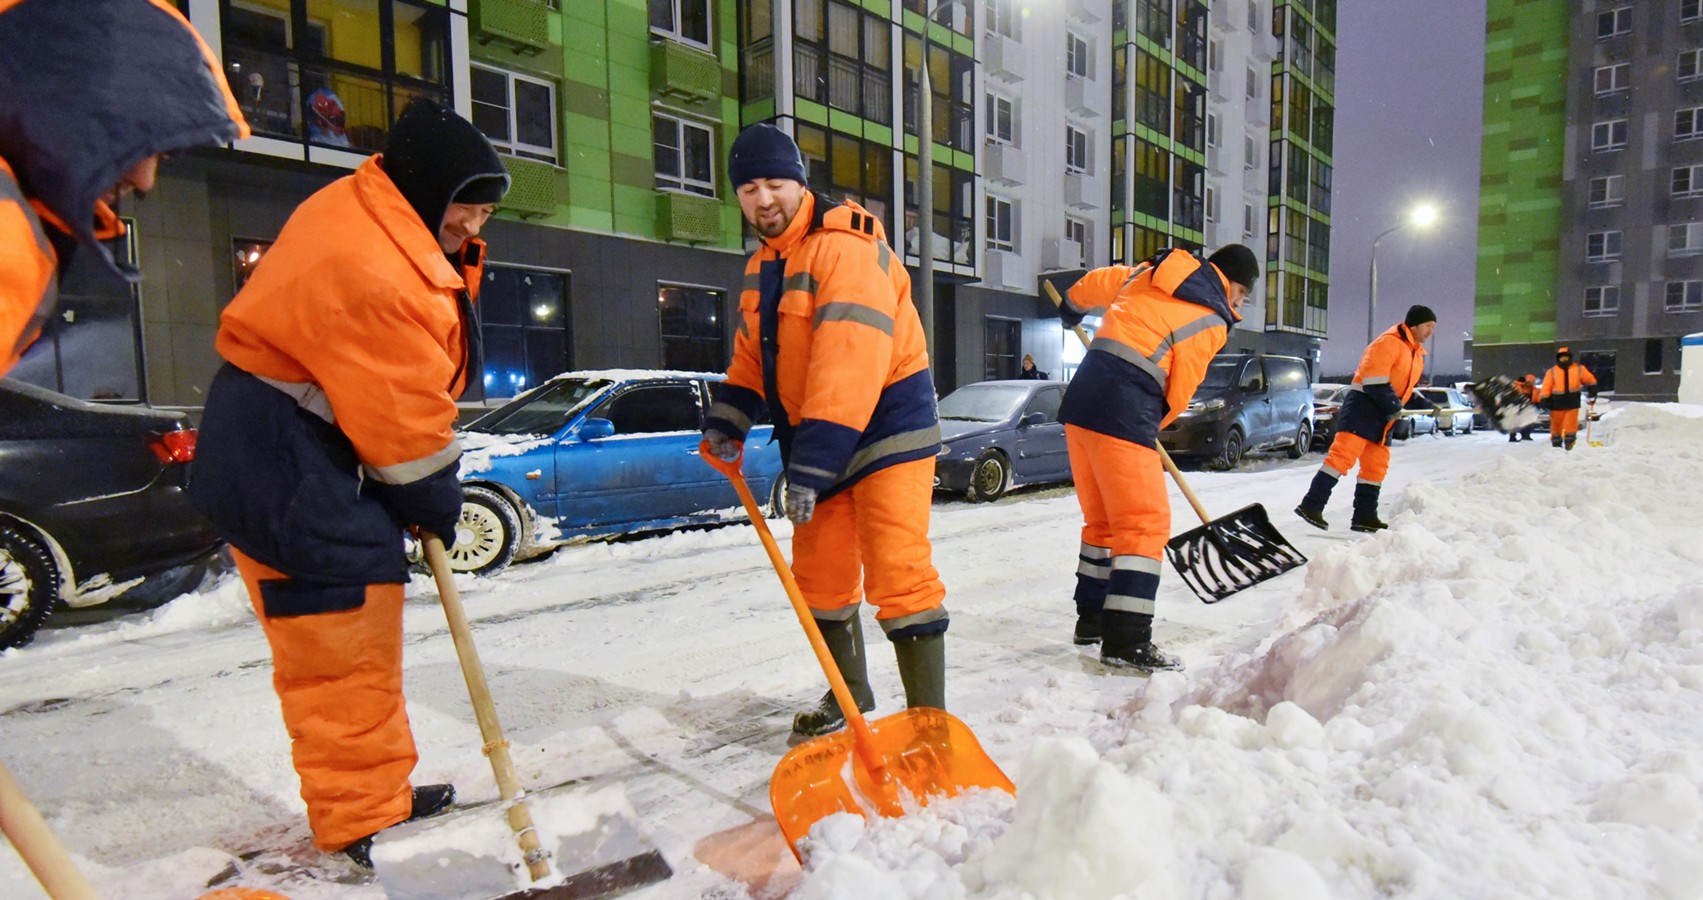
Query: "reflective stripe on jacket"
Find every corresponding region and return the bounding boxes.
[1336,322,1427,443]
[706,191,939,498]
[1538,363,1597,411]
[1056,249,1240,447]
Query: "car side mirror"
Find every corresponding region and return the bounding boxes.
[1021,412,1046,427]
[576,418,615,441]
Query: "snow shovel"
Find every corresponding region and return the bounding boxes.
[1587,401,1604,447]
[702,444,1015,859]
[1043,281,1306,603]
[367,535,672,900]
[0,757,99,899]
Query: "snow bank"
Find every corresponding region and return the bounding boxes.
[797,405,1703,899]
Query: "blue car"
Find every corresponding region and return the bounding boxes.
[444,371,784,575]
[933,379,1071,502]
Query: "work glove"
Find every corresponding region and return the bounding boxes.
[702,427,742,462]
[785,483,818,524]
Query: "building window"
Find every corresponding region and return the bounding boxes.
[1590,174,1625,207]
[1206,111,1219,148]
[984,317,1020,380]
[1209,38,1221,72]
[798,1,892,126]
[220,0,450,153]
[1645,338,1664,375]
[13,221,143,401]
[796,125,894,237]
[653,113,715,196]
[1675,164,1703,198]
[1682,49,1703,82]
[1064,216,1088,265]
[1244,202,1257,236]
[986,195,1015,251]
[1591,119,1628,151]
[650,0,710,46]
[1677,106,1703,142]
[1596,7,1631,38]
[1670,222,1703,256]
[1245,66,1259,100]
[1066,125,1088,172]
[1686,0,1702,22]
[1067,32,1090,78]
[1584,285,1620,317]
[986,92,1014,143]
[470,65,557,164]
[232,238,274,293]
[1585,230,1622,262]
[985,0,1020,38]
[657,283,726,371]
[1244,133,1259,169]
[1247,0,1259,31]
[479,265,570,400]
[1205,185,1218,222]
[1594,63,1630,95]
[1667,280,1703,312]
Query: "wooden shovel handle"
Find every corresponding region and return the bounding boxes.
[0,758,98,899]
[423,535,552,882]
[1042,280,1214,525]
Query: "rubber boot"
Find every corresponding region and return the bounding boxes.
[1350,482,1387,533]
[1073,563,1107,645]
[792,615,876,737]
[1099,610,1182,673]
[1564,435,1576,451]
[1295,469,1338,530]
[894,632,946,710]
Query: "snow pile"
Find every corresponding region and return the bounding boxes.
[458,431,553,476]
[797,406,1703,898]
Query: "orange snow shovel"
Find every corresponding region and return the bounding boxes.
[1043,280,1307,603]
[702,444,1014,859]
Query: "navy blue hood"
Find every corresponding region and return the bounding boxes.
[0,0,248,277]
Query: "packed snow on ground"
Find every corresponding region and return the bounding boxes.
[2,405,1700,900]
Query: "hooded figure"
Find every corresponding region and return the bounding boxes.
[187,97,507,866]
[0,0,249,373]
[1537,346,1598,450]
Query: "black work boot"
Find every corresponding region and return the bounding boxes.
[340,784,457,869]
[1294,505,1328,530]
[1552,436,1564,448]
[1099,609,1183,673]
[1564,435,1576,451]
[792,615,876,737]
[894,632,946,710]
[1350,482,1386,533]
[1296,469,1339,530]
[1073,611,1102,645]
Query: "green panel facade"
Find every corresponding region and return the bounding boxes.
[1475,0,1567,347]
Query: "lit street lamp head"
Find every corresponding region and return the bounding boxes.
[1410,203,1440,229]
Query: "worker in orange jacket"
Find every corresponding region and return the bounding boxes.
[702,124,945,739]
[1055,245,1255,671]
[187,98,508,868]
[1296,305,1434,533]
[1537,346,1598,450]
[0,0,248,375]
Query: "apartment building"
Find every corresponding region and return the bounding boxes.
[1476,0,1703,400]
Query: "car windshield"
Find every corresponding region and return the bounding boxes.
[1313,385,1345,402]
[1199,359,1244,390]
[938,384,1029,422]
[1418,389,1452,405]
[463,377,613,436]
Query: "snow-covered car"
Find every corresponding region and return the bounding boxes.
[1392,393,1439,440]
[444,371,785,576]
[0,379,222,649]
[1311,383,1350,448]
[1415,386,1476,435]
[933,380,1069,502]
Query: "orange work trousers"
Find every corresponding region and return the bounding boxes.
[233,548,416,850]
[1550,408,1580,441]
[792,457,946,635]
[1323,427,1393,485]
[1065,425,1169,563]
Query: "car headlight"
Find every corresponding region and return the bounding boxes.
[1187,397,1226,412]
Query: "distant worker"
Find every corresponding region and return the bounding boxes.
[1296,305,1434,533]
[1537,347,1598,450]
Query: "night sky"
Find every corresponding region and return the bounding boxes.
[1324,0,1489,378]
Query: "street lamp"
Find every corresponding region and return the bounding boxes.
[1367,202,1440,344]
[915,3,948,368]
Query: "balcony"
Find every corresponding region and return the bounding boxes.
[651,40,720,106]
[1065,76,1097,117]
[984,141,1027,185]
[471,0,551,54]
[498,156,561,218]
[656,191,724,243]
[1065,0,1099,24]
[984,33,1024,82]
[1063,171,1098,209]
[1041,237,1085,271]
[223,45,448,157]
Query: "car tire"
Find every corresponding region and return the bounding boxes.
[967,450,1010,502]
[0,523,59,650]
[445,486,521,577]
[1287,420,1311,459]
[1213,428,1245,470]
[1392,419,1412,440]
[766,472,788,520]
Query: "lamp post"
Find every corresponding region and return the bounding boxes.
[1367,202,1439,344]
[916,6,941,368]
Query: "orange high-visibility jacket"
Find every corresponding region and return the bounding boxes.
[0,0,248,374]
[1055,249,1240,446]
[1335,322,1427,443]
[1538,363,1598,411]
[706,192,939,497]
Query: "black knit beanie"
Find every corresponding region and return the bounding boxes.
[1405,305,1437,328]
[1207,244,1260,290]
[727,123,808,187]
[382,97,509,234]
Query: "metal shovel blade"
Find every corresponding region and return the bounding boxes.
[769,707,1015,856]
[1164,503,1307,603]
[372,782,672,900]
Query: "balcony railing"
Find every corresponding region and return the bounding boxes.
[225,45,447,153]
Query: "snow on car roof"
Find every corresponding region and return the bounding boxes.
[543,368,725,382]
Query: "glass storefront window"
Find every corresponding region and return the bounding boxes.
[479,266,570,400]
[658,284,728,372]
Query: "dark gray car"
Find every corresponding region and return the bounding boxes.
[1159,354,1315,468]
[933,380,1070,501]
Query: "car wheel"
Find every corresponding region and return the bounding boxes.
[766,472,788,520]
[967,450,1010,502]
[1287,420,1311,459]
[1392,419,1412,440]
[445,486,520,576]
[1214,428,1245,470]
[1461,418,1473,435]
[0,524,59,650]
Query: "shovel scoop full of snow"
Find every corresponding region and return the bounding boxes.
[769,707,1014,859]
[1467,376,1540,434]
